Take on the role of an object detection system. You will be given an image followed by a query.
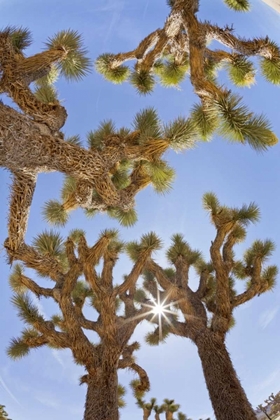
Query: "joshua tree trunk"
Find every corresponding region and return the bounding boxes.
[84,364,119,420]
[195,331,257,420]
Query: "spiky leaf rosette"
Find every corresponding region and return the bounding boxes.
[95,53,130,83]
[227,56,256,87]
[118,384,126,399]
[133,108,162,142]
[11,293,45,325]
[223,0,250,11]
[130,70,155,95]
[68,229,86,244]
[7,338,30,359]
[167,234,201,265]
[84,208,98,219]
[61,176,77,201]
[140,232,163,252]
[32,230,64,257]
[145,325,171,345]
[260,57,280,85]
[164,117,197,151]
[190,103,219,141]
[143,160,175,193]
[33,84,58,104]
[4,26,32,52]
[261,265,278,291]
[36,65,60,86]
[203,192,220,214]
[107,207,138,227]
[9,264,26,293]
[212,94,278,150]
[177,413,187,420]
[87,120,116,150]
[43,200,68,226]
[154,58,189,87]
[130,380,149,400]
[111,169,131,189]
[45,30,91,81]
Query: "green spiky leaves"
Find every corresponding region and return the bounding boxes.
[87,120,116,150]
[11,294,45,325]
[130,70,155,95]
[164,117,197,151]
[260,57,280,85]
[261,265,278,291]
[32,230,64,257]
[145,325,171,345]
[107,207,138,227]
[227,56,256,87]
[212,93,278,150]
[95,54,130,84]
[203,192,260,228]
[154,57,189,87]
[9,264,26,293]
[7,338,30,359]
[133,108,162,141]
[4,26,32,52]
[34,84,58,104]
[43,200,68,226]
[167,234,201,265]
[143,160,175,193]
[190,103,219,141]
[45,30,91,81]
[223,0,250,12]
[126,232,162,261]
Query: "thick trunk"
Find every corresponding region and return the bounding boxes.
[196,331,257,420]
[84,366,119,420]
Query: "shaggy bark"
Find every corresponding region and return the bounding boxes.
[84,364,119,420]
[196,331,257,420]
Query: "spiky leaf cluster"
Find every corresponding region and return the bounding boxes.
[130,70,155,95]
[126,232,162,261]
[154,57,189,87]
[190,104,219,141]
[223,0,250,12]
[45,30,91,80]
[211,94,277,150]
[4,26,32,52]
[227,56,255,87]
[260,57,280,85]
[167,234,201,266]
[95,54,130,84]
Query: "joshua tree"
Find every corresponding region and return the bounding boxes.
[0,27,198,255]
[258,392,280,419]
[95,0,279,146]
[135,396,189,420]
[257,404,272,420]
[125,193,278,420]
[136,397,157,419]
[162,399,181,420]
[0,405,11,420]
[269,392,280,417]
[5,228,168,420]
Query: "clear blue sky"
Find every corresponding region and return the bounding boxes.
[0,1,280,419]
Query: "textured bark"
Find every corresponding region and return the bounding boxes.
[196,331,257,420]
[84,365,119,420]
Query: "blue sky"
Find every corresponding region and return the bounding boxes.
[0,0,280,419]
